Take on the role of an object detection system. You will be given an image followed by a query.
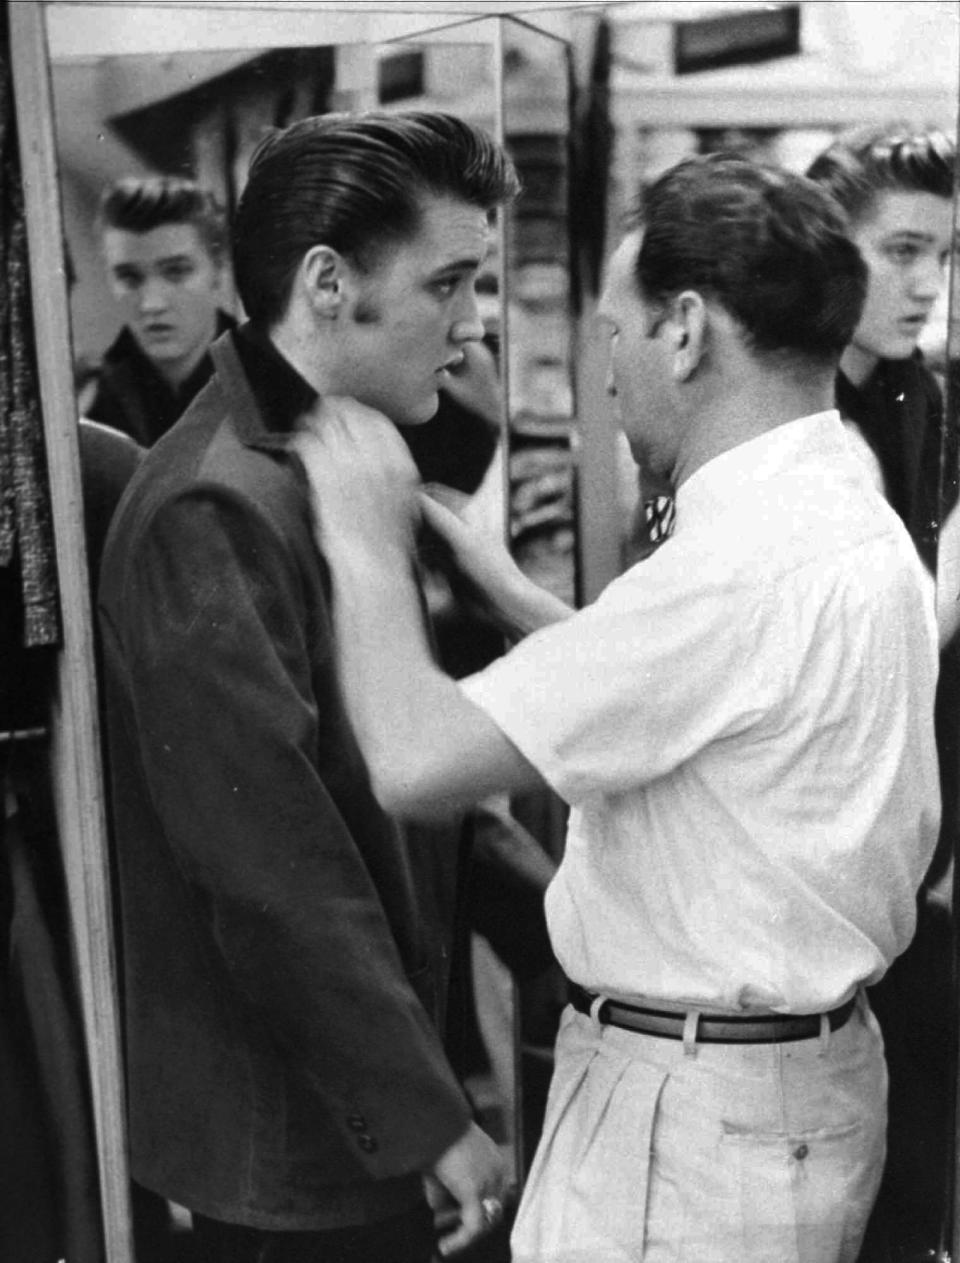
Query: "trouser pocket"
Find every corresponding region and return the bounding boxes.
[717,1114,883,1263]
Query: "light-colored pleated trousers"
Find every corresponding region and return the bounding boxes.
[512,994,886,1263]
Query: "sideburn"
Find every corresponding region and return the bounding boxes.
[352,295,383,325]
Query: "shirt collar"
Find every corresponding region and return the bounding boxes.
[675,410,847,529]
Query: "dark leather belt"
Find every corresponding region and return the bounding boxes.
[569,984,856,1045]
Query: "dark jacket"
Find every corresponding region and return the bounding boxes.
[85,312,237,448]
[98,328,472,1231]
[836,353,957,575]
[838,354,960,1253]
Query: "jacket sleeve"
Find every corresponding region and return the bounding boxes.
[116,482,472,1178]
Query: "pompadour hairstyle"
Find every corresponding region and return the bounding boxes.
[806,124,956,224]
[630,153,869,363]
[97,175,227,263]
[232,110,520,327]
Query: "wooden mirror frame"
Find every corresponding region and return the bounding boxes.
[11,6,132,1260]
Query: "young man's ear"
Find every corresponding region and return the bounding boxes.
[301,245,346,320]
[670,291,707,381]
[208,256,227,296]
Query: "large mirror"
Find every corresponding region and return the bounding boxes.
[11,3,960,1261]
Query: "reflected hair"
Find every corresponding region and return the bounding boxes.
[806,124,956,224]
[232,110,520,327]
[97,175,227,264]
[630,153,868,364]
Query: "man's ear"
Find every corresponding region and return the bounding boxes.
[301,245,346,320]
[669,291,707,381]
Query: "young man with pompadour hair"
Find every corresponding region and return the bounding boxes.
[99,111,519,1263]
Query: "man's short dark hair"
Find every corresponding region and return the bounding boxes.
[806,124,955,224]
[232,110,520,327]
[631,153,868,364]
[97,175,227,264]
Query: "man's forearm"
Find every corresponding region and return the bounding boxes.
[327,540,481,817]
[329,537,443,761]
[325,538,544,819]
[484,564,573,641]
[291,404,548,814]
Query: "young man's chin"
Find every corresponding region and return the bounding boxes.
[134,335,184,362]
[878,331,928,362]
[347,385,439,429]
[394,393,441,428]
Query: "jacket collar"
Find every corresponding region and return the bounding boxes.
[211,322,317,453]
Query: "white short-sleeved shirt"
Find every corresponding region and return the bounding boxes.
[461,411,941,1013]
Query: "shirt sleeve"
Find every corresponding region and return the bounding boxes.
[460,546,777,804]
[114,484,471,1178]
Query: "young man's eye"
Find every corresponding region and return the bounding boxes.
[162,264,194,282]
[432,277,458,297]
[114,270,142,288]
[886,243,920,264]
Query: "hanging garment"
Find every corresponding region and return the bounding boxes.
[0,24,59,646]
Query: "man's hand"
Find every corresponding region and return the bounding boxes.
[292,395,421,561]
[418,486,522,631]
[425,1121,509,1257]
[420,488,573,640]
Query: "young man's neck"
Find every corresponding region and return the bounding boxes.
[141,311,221,391]
[839,341,879,389]
[151,341,212,392]
[268,318,341,397]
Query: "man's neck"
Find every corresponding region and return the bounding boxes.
[674,372,836,489]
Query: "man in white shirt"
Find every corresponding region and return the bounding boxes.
[293,154,941,1262]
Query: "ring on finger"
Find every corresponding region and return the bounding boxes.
[481,1196,504,1227]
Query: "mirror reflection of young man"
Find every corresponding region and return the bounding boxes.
[294,155,941,1263]
[98,113,519,1263]
[86,175,235,446]
[807,127,957,633]
[808,126,959,1261]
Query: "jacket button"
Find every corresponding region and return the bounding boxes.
[793,1143,809,1161]
[358,1135,379,1153]
[347,1114,367,1132]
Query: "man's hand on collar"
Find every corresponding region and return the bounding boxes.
[293,395,420,564]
